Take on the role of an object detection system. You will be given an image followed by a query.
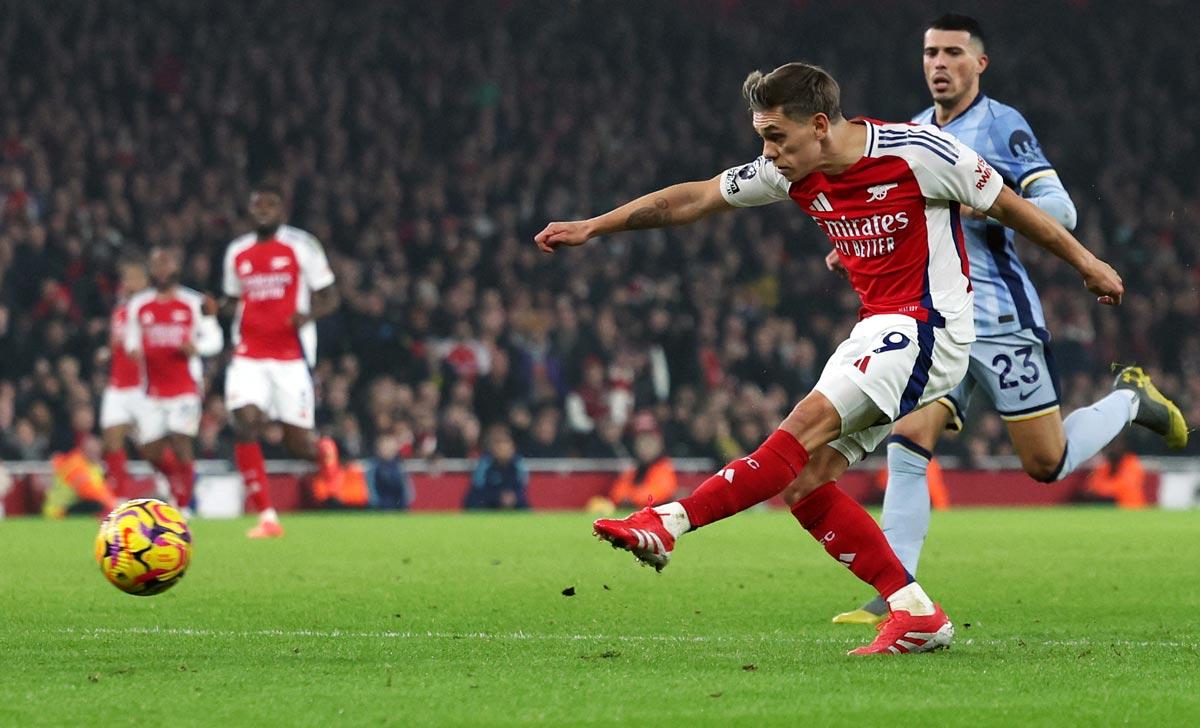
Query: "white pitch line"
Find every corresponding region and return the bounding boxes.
[59,626,1197,650]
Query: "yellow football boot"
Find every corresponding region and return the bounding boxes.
[1113,365,1189,449]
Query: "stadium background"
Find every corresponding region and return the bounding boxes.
[0,0,1197,511]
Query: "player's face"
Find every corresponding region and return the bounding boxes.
[249,191,285,230]
[148,248,179,288]
[752,108,823,181]
[923,29,987,106]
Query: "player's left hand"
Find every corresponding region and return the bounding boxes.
[534,221,592,253]
[1082,258,1124,306]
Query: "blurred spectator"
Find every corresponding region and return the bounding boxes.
[43,435,116,518]
[607,416,679,508]
[310,437,369,508]
[1082,440,1147,509]
[464,425,529,510]
[367,434,414,510]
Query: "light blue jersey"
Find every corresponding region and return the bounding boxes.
[912,95,1070,337]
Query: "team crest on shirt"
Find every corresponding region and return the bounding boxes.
[866,183,898,201]
[172,310,188,322]
[270,256,291,270]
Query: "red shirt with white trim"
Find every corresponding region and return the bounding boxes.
[720,119,1003,342]
[107,303,142,390]
[223,225,335,364]
[125,287,223,398]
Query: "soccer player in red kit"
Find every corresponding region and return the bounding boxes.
[223,184,340,538]
[100,255,150,498]
[125,246,224,515]
[535,63,1123,654]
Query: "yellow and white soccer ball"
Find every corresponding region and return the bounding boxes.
[95,499,193,596]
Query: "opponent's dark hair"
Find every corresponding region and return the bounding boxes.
[251,180,285,198]
[742,62,842,122]
[928,13,986,51]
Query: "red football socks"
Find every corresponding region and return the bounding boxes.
[154,447,180,477]
[103,450,133,498]
[790,482,911,598]
[168,459,196,509]
[679,430,810,528]
[235,442,271,512]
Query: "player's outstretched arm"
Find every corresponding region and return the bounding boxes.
[534,174,733,253]
[293,285,339,329]
[985,186,1124,306]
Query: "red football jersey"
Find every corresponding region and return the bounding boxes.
[125,287,223,398]
[223,225,335,364]
[720,119,1003,343]
[108,303,142,390]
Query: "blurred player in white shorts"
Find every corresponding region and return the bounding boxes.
[125,246,223,515]
[100,254,149,498]
[223,182,340,538]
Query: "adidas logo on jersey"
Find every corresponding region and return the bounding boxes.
[810,192,834,212]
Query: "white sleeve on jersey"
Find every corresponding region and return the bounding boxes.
[904,127,1004,211]
[123,295,145,354]
[718,157,792,207]
[299,232,335,291]
[222,243,241,297]
[188,295,224,357]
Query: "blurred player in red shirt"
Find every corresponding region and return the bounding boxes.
[223,183,340,538]
[99,254,149,498]
[125,246,224,515]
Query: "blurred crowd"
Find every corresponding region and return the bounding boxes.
[0,0,1197,469]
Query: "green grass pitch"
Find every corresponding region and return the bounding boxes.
[2,508,1198,726]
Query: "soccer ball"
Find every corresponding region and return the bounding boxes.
[95,499,193,596]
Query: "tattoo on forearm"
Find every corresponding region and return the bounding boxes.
[626,197,671,229]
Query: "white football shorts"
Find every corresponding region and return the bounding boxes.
[99,386,145,430]
[135,394,202,444]
[814,314,972,465]
[224,356,316,429]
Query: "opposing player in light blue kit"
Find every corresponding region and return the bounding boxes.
[826,14,1189,625]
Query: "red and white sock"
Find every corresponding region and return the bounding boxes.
[678,430,810,529]
[103,450,133,498]
[235,442,273,515]
[790,482,918,604]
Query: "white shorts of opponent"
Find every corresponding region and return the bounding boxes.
[135,394,202,445]
[813,313,972,466]
[99,386,145,430]
[224,356,316,429]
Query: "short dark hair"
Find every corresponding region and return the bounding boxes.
[742,62,842,122]
[928,13,986,51]
[251,180,285,198]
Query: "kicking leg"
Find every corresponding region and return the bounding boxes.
[593,390,839,570]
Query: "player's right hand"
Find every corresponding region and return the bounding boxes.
[1082,257,1124,306]
[825,249,848,279]
[534,221,592,253]
[201,294,219,317]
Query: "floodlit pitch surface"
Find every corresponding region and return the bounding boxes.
[2,508,1197,726]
